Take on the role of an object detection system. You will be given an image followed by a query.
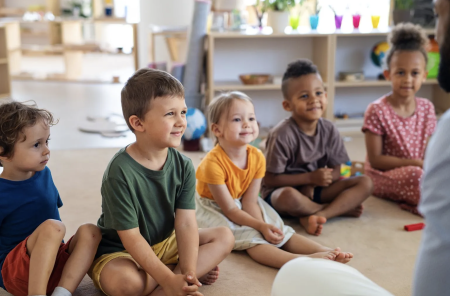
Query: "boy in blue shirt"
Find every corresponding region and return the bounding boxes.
[0,102,101,296]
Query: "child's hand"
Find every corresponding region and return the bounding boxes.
[260,223,284,245]
[162,274,202,296]
[184,271,202,288]
[310,168,333,187]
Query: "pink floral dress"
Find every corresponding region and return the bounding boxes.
[362,96,437,215]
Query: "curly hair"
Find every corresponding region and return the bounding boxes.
[282,59,319,99]
[386,23,429,69]
[0,101,57,165]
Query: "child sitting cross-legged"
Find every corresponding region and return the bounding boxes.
[88,69,234,296]
[195,91,353,269]
[261,59,373,236]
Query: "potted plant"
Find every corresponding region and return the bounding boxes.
[393,0,414,25]
[256,0,297,32]
[309,2,321,30]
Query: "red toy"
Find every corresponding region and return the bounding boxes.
[404,223,425,231]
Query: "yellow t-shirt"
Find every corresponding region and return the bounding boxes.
[196,144,266,200]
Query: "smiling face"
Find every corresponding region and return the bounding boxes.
[384,51,428,98]
[134,96,187,149]
[212,99,259,147]
[282,73,327,123]
[0,120,51,174]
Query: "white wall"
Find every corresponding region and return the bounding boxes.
[138,0,194,68]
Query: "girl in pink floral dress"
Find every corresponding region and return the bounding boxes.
[362,24,437,215]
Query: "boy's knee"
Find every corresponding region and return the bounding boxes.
[77,223,101,244]
[108,272,145,296]
[277,187,300,205]
[39,219,66,240]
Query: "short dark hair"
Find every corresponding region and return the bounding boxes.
[282,59,319,99]
[0,101,57,166]
[386,23,429,69]
[121,68,184,132]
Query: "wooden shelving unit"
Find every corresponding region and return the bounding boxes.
[206,27,448,131]
[0,17,139,81]
[0,24,11,98]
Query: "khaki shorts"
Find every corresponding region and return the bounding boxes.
[88,231,178,295]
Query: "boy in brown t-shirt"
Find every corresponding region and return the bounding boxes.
[262,59,373,236]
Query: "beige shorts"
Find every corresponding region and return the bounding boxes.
[88,231,178,295]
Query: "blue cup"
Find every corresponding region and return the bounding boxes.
[310,15,319,30]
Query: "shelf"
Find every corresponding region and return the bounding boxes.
[0,58,7,64]
[209,27,436,39]
[335,79,438,88]
[213,81,281,91]
[0,93,11,99]
[213,81,328,91]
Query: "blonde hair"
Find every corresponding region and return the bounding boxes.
[208,91,253,145]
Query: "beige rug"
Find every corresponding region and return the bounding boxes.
[0,144,423,296]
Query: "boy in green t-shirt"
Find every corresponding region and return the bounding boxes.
[89,69,234,296]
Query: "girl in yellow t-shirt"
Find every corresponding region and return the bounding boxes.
[196,91,353,268]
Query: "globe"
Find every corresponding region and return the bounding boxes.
[184,108,207,141]
[371,41,390,68]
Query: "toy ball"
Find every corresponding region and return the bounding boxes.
[184,108,207,141]
[371,41,390,67]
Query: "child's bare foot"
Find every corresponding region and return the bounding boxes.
[333,247,353,264]
[199,266,219,285]
[308,250,339,260]
[343,205,364,217]
[299,215,327,236]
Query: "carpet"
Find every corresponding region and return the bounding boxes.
[0,145,423,296]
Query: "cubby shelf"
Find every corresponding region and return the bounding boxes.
[206,27,448,129]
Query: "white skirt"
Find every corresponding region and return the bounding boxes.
[195,194,295,251]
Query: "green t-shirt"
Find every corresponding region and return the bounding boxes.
[96,146,196,258]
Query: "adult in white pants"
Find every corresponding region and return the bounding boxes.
[272,258,393,296]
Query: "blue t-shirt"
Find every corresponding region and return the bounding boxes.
[0,167,62,289]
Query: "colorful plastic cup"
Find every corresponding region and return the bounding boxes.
[310,15,319,30]
[290,15,300,30]
[371,15,380,29]
[335,15,343,29]
[352,14,361,29]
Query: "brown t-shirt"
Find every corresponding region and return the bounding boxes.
[261,117,350,198]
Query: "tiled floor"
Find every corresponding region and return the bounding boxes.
[3,80,136,150]
[2,80,367,162]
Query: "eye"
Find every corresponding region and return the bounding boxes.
[165,112,174,116]
[316,91,323,96]
[46,138,51,145]
[249,117,256,121]
[34,142,39,148]
[181,110,187,115]
[412,71,419,76]
[300,94,308,99]
[233,118,241,122]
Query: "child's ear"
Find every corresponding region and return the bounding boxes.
[128,115,145,132]
[383,69,391,81]
[423,70,429,81]
[211,123,222,138]
[282,99,292,112]
[0,147,10,165]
